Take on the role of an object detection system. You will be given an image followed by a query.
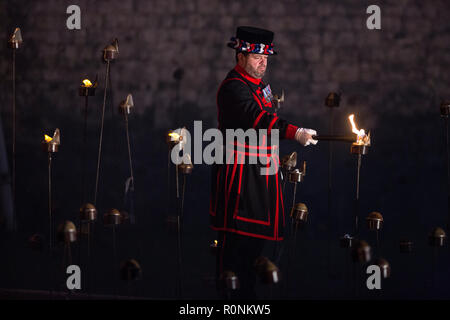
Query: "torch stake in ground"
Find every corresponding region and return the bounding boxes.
[255,256,281,299]
[282,164,305,298]
[175,156,193,299]
[428,227,446,295]
[79,203,97,298]
[350,142,370,236]
[77,79,97,297]
[9,27,22,232]
[440,102,450,236]
[119,94,136,224]
[367,211,383,253]
[104,208,122,298]
[94,60,110,206]
[325,92,340,280]
[166,128,189,299]
[348,114,370,236]
[57,221,77,298]
[48,154,52,250]
[79,77,97,204]
[174,164,183,299]
[94,39,118,206]
[355,153,362,234]
[280,151,297,204]
[42,128,60,298]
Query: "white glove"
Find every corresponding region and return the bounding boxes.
[294,128,318,146]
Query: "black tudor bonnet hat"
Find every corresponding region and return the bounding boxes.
[227,26,277,55]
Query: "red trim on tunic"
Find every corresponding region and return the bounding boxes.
[275,166,279,240]
[252,93,263,110]
[280,175,285,227]
[211,226,283,241]
[227,156,239,195]
[224,162,230,228]
[235,215,271,226]
[232,155,244,220]
[231,140,275,150]
[252,110,266,128]
[268,116,278,135]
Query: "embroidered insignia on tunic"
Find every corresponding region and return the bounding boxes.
[262,84,273,104]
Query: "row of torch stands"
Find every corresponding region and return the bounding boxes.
[29,204,142,282]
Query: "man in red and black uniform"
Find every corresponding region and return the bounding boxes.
[210,26,318,299]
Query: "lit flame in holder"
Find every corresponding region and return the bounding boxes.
[41,128,61,284]
[79,77,98,97]
[348,114,371,155]
[165,127,191,299]
[79,77,98,206]
[348,114,371,237]
[42,128,60,153]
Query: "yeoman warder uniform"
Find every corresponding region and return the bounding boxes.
[209,26,318,299]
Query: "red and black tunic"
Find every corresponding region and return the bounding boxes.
[209,64,299,241]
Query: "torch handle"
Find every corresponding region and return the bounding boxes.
[312,135,355,143]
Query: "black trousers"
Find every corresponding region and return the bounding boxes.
[216,231,266,299]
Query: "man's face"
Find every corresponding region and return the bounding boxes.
[239,53,268,79]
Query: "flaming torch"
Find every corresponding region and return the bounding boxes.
[79,77,97,97]
[41,128,60,297]
[347,114,371,236]
[349,114,371,154]
[42,129,60,253]
[165,127,190,299]
[79,77,98,205]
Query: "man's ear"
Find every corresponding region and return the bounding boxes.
[237,52,245,64]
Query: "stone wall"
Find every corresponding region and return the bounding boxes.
[1,0,450,299]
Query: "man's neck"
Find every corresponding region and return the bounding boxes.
[234,64,261,85]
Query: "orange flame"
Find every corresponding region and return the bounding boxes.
[348,114,366,144]
[82,79,93,87]
[44,135,52,143]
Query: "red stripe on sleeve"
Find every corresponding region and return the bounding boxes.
[285,124,299,140]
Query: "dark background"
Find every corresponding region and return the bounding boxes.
[0,0,449,299]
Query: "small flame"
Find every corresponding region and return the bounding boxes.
[82,79,93,87]
[44,135,53,142]
[214,240,218,246]
[348,114,367,144]
[168,132,180,140]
